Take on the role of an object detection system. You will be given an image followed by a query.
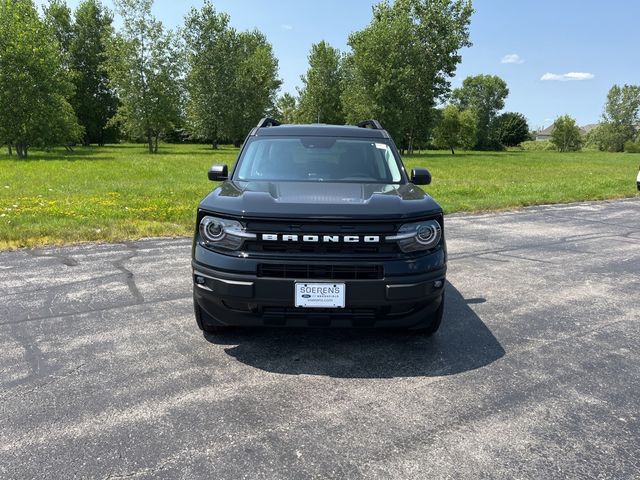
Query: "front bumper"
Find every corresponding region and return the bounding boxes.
[192,245,446,329]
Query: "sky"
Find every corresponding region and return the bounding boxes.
[43,0,640,129]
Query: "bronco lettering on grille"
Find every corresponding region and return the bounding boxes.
[261,234,381,243]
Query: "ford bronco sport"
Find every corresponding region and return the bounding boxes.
[192,119,447,334]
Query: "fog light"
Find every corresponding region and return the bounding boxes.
[195,276,206,285]
[433,280,443,288]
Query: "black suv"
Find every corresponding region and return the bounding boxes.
[192,119,447,334]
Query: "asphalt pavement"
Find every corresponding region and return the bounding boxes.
[1,199,639,479]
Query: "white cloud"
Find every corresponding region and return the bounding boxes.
[540,72,595,81]
[281,24,294,31]
[501,54,523,64]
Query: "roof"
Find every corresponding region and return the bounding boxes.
[536,123,601,137]
[581,123,599,134]
[253,124,389,139]
[538,125,555,136]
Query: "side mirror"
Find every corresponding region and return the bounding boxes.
[411,167,431,185]
[208,164,228,181]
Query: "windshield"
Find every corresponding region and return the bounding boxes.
[234,137,404,183]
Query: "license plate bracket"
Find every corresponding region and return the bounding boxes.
[295,282,345,308]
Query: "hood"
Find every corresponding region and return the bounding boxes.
[198,181,442,220]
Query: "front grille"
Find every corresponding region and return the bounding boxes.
[257,263,383,280]
[244,220,400,257]
[247,243,397,255]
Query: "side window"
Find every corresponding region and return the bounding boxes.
[368,143,400,183]
[237,140,270,179]
[370,145,388,180]
[236,144,254,180]
[385,147,401,182]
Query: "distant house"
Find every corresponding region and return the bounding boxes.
[535,125,555,141]
[535,123,599,141]
[580,123,599,135]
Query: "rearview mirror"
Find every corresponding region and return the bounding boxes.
[411,167,431,185]
[208,164,228,181]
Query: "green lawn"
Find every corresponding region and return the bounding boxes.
[0,143,638,249]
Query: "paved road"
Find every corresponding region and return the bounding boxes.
[1,199,639,479]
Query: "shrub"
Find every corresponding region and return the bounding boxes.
[586,123,628,152]
[624,140,640,153]
[521,140,555,151]
[550,115,582,152]
[432,105,477,154]
[489,112,530,147]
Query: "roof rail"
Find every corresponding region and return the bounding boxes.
[357,119,384,130]
[256,117,281,128]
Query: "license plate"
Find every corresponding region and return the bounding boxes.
[295,282,345,308]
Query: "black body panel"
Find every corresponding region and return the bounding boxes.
[253,124,389,139]
[193,259,446,329]
[198,181,441,220]
[192,121,447,330]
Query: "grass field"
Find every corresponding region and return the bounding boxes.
[1,143,638,249]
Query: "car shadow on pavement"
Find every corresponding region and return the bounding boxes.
[204,282,504,378]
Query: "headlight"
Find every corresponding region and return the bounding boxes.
[387,219,442,252]
[199,215,255,251]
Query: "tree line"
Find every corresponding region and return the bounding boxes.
[528,85,640,153]
[281,17,531,154]
[1,0,476,157]
[2,0,636,159]
[0,0,283,157]
[587,85,640,152]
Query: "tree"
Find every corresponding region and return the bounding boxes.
[183,1,235,147]
[490,112,529,147]
[341,0,473,152]
[276,93,297,124]
[452,74,509,149]
[550,115,582,152]
[624,139,640,153]
[432,105,476,154]
[296,41,344,124]
[42,0,73,56]
[0,0,82,158]
[223,30,281,146]
[585,124,623,153]
[183,2,280,147]
[593,85,640,152]
[106,0,183,153]
[69,0,118,145]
